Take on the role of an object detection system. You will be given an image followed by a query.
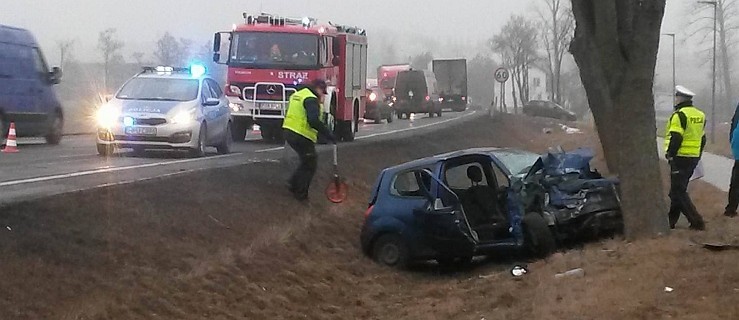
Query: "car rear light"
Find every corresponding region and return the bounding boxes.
[425,96,430,101]
[364,205,374,220]
[461,96,466,101]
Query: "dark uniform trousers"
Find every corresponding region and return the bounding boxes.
[726,161,739,213]
[285,129,317,200]
[668,157,705,228]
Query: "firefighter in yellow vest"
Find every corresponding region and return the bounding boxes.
[664,85,706,230]
[283,79,336,201]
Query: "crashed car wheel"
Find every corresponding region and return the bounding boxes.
[523,213,556,258]
[372,234,410,269]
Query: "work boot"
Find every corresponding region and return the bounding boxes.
[724,211,738,218]
[689,221,706,231]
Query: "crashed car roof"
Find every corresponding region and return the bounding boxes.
[383,147,598,176]
[383,147,529,172]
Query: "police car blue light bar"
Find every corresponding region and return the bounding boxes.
[140,65,207,77]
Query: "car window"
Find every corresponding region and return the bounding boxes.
[444,162,487,189]
[116,78,200,101]
[201,80,212,102]
[391,169,431,198]
[206,79,222,98]
[32,48,49,79]
[492,163,509,187]
[493,151,541,177]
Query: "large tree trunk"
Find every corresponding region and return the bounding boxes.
[718,10,733,115]
[570,0,669,239]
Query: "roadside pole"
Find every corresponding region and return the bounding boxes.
[494,67,510,116]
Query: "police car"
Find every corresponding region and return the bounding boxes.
[95,65,232,157]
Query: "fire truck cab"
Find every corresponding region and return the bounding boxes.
[213,13,368,143]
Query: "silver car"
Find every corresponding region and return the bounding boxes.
[95,66,232,157]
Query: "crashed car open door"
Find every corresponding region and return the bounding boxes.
[413,169,477,257]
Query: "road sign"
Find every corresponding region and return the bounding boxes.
[494,67,509,83]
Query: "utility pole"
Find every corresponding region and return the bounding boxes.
[699,0,718,143]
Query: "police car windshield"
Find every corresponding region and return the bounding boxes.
[230,32,318,69]
[116,78,200,101]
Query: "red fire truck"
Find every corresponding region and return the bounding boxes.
[213,13,368,143]
[377,64,411,100]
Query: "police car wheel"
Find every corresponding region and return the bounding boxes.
[190,123,207,157]
[217,123,233,155]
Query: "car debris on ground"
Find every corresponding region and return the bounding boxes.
[554,268,585,279]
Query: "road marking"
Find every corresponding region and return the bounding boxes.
[0,153,243,187]
[356,111,476,140]
[1,111,476,187]
[254,111,477,153]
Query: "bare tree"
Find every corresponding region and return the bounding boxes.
[569,0,668,238]
[468,54,498,107]
[56,39,75,70]
[491,15,539,112]
[131,52,146,66]
[97,28,124,93]
[687,0,737,116]
[154,32,193,66]
[539,0,575,104]
[410,52,433,70]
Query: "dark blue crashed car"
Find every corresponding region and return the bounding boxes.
[360,147,622,269]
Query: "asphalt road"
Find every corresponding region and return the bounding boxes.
[0,110,480,205]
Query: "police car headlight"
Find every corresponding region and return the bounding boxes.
[229,102,243,112]
[96,105,120,128]
[172,109,196,124]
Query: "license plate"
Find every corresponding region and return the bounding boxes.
[257,103,282,110]
[125,126,156,135]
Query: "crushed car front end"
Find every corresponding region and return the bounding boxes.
[521,148,624,241]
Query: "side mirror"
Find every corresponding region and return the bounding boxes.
[48,67,62,84]
[213,33,221,52]
[204,98,220,106]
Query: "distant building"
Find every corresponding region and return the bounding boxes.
[498,65,550,112]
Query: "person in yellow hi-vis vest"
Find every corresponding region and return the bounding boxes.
[664,85,706,230]
[283,79,336,201]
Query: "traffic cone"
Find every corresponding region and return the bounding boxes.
[246,124,261,140]
[2,122,19,153]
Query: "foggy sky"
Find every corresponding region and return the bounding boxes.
[0,0,531,63]
[1,0,686,80]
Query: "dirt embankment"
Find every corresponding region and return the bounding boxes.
[1,114,737,320]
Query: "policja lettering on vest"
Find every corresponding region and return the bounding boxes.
[664,85,706,230]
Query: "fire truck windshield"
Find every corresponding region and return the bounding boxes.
[230,32,319,69]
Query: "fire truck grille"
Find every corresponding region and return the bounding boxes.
[233,82,301,100]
